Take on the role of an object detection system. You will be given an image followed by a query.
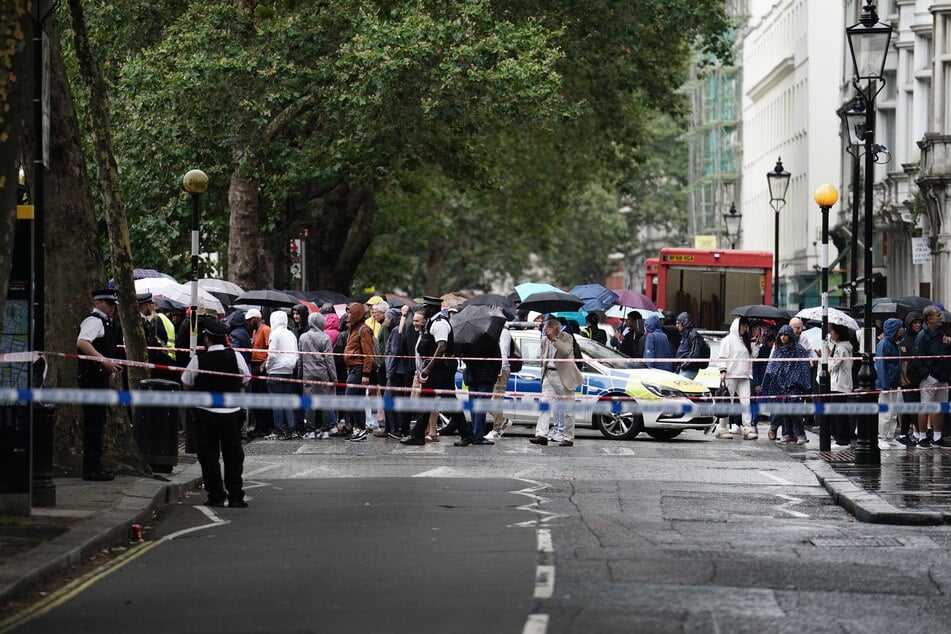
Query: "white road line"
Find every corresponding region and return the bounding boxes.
[773,493,810,518]
[601,447,636,456]
[289,467,327,479]
[243,463,279,477]
[537,528,553,553]
[757,470,793,485]
[412,466,458,478]
[534,565,555,599]
[523,614,549,634]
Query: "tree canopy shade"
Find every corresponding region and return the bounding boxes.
[69,0,732,293]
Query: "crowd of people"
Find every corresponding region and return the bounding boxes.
[75,286,951,498]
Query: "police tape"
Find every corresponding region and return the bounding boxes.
[2,388,949,417]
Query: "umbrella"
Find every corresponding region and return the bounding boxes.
[518,290,584,314]
[461,294,515,309]
[799,326,823,352]
[794,306,859,331]
[570,284,620,312]
[154,296,185,311]
[604,305,663,321]
[234,289,299,308]
[895,296,935,312]
[612,289,657,312]
[729,304,791,321]
[514,282,561,301]
[383,293,413,308]
[107,268,176,288]
[304,289,350,305]
[140,280,224,314]
[198,278,245,297]
[449,305,506,357]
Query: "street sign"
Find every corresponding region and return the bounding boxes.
[912,236,930,264]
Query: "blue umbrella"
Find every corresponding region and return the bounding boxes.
[514,282,560,301]
[569,284,620,312]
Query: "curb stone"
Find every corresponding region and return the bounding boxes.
[803,458,945,526]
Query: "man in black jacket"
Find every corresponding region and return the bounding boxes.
[182,319,252,507]
[912,305,951,448]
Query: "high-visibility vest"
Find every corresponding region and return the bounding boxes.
[155,312,177,359]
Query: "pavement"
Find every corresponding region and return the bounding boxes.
[3,427,951,611]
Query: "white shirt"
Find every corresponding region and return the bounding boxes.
[181,344,251,414]
[78,308,109,342]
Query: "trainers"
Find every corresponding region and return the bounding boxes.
[500,419,513,432]
[318,431,331,440]
[796,435,808,445]
[372,429,389,438]
[877,441,892,451]
[262,433,281,440]
[348,429,368,442]
[329,427,351,438]
[714,426,733,439]
[895,434,917,447]
[781,435,795,444]
[917,437,933,449]
[742,427,759,440]
[302,431,317,440]
[484,430,500,441]
[387,432,402,440]
[935,436,951,448]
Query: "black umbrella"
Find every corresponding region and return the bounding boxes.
[729,304,791,321]
[518,290,584,314]
[154,296,185,311]
[895,296,935,312]
[234,289,299,307]
[450,305,506,357]
[461,294,515,309]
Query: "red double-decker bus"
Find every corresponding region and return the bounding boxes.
[644,258,658,303]
[653,248,773,329]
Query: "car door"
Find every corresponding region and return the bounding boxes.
[508,333,543,425]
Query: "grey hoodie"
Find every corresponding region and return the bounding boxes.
[299,312,336,383]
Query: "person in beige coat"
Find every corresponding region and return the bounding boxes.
[530,318,585,446]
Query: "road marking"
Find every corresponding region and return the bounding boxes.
[0,506,226,633]
[773,493,809,518]
[412,466,459,478]
[757,470,793,485]
[537,528,553,553]
[244,463,279,477]
[534,565,555,598]
[601,447,636,456]
[510,479,564,528]
[523,614,549,634]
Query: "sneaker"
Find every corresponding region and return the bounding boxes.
[934,437,951,448]
[387,432,402,440]
[262,433,281,440]
[500,419,513,432]
[484,430,500,441]
[742,427,759,440]
[895,434,917,447]
[372,429,389,438]
[302,432,317,440]
[399,436,425,446]
[329,427,351,438]
[280,432,296,441]
[796,435,808,445]
[318,431,331,440]
[714,426,734,439]
[917,437,933,449]
[781,435,795,444]
[348,429,368,442]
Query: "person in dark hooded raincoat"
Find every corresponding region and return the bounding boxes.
[761,324,812,444]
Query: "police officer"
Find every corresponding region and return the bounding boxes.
[76,288,121,481]
[181,319,252,508]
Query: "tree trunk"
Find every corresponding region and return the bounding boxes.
[309,181,377,294]
[66,0,148,389]
[42,8,147,473]
[227,160,273,290]
[0,1,33,326]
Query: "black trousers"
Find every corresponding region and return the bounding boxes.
[79,373,109,474]
[193,408,245,503]
[410,367,472,440]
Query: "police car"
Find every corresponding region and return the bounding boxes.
[443,323,715,441]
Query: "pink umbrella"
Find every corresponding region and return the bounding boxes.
[612,289,657,312]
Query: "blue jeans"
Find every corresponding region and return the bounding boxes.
[468,382,495,440]
[344,365,367,430]
[267,374,296,434]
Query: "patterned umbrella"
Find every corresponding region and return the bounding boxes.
[612,289,657,311]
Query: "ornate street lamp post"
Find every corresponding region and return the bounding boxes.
[846,0,892,465]
[182,169,209,358]
[814,184,839,452]
[767,159,790,306]
[723,202,742,249]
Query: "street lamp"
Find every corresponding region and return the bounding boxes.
[723,202,742,249]
[847,0,892,466]
[814,184,839,452]
[767,158,790,306]
[839,95,865,302]
[182,169,209,358]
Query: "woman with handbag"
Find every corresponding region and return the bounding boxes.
[828,324,854,447]
[714,317,757,440]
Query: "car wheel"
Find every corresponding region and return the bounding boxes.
[595,411,643,440]
[645,429,682,441]
[436,412,462,436]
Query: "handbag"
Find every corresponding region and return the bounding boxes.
[714,380,735,420]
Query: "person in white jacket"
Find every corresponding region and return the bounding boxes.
[264,310,300,439]
[714,316,757,440]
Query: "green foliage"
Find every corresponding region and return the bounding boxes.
[68,0,732,287]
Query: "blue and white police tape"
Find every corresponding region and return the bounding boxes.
[1,388,950,417]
